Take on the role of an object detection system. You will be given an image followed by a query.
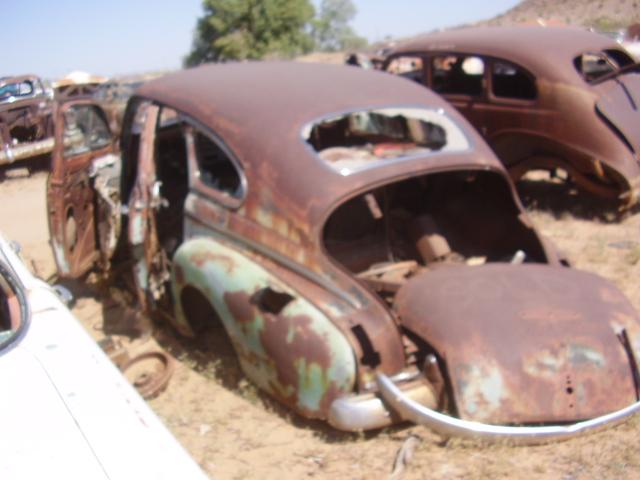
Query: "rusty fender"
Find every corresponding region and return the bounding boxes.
[376,373,640,445]
[170,237,357,419]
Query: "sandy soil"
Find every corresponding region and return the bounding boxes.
[2,170,640,480]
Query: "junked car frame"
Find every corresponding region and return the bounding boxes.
[383,26,640,207]
[0,75,54,169]
[0,75,53,146]
[47,62,640,444]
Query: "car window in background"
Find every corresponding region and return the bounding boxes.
[574,49,637,82]
[0,82,32,101]
[492,61,537,100]
[574,52,617,81]
[431,55,485,96]
[386,56,425,84]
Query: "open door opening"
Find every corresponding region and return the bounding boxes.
[127,104,189,312]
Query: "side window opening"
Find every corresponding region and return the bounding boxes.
[431,55,485,96]
[574,52,619,82]
[0,81,34,100]
[18,81,34,96]
[604,49,635,68]
[491,61,537,100]
[63,105,111,157]
[194,131,243,199]
[386,56,425,84]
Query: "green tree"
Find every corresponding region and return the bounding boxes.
[311,0,368,52]
[185,0,315,66]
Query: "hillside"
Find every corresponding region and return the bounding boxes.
[483,0,640,30]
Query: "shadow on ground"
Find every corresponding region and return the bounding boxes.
[516,178,638,222]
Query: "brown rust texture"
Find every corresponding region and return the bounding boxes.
[259,313,331,388]
[189,250,235,273]
[395,264,640,424]
[223,291,255,326]
[223,289,342,417]
[187,194,407,377]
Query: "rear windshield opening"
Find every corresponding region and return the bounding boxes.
[304,108,469,175]
[323,170,547,298]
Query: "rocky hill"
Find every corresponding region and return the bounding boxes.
[483,0,640,30]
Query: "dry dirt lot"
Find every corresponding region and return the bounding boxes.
[2,169,640,480]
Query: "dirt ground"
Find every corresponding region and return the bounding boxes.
[2,169,640,480]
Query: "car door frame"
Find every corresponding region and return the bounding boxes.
[47,99,115,278]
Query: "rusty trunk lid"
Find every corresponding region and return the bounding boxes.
[395,264,640,424]
[594,73,640,154]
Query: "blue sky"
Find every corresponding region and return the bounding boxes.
[2,0,520,80]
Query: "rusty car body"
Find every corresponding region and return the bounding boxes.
[46,62,640,443]
[383,26,640,207]
[0,75,53,147]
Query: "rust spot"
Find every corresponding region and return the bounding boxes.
[224,291,255,325]
[260,313,332,391]
[190,250,235,272]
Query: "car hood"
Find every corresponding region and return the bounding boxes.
[394,264,640,424]
[595,74,640,155]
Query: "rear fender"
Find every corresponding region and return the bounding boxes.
[170,237,357,419]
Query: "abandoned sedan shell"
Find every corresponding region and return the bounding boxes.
[47,62,640,443]
[384,26,640,207]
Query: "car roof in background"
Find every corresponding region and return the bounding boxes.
[387,26,625,82]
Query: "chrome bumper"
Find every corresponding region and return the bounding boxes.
[328,378,436,431]
[376,372,640,445]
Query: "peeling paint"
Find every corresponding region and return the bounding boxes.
[170,237,356,418]
[456,363,505,420]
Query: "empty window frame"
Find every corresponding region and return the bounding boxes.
[431,55,485,96]
[574,49,636,82]
[63,104,111,156]
[386,56,425,84]
[193,130,244,200]
[491,61,537,100]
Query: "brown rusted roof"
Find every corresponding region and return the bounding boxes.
[387,26,624,82]
[136,62,503,236]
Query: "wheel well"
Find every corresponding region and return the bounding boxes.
[180,285,225,334]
